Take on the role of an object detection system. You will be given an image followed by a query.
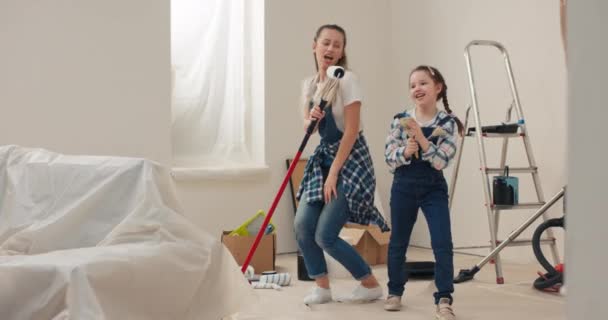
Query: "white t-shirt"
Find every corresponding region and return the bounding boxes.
[301,70,364,132]
[410,108,439,127]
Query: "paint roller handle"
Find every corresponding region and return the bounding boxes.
[305,99,330,136]
[240,67,344,275]
[240,149,303,274]
[241,109,328,276]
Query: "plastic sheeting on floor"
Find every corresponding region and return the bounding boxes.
[0,145,254,320]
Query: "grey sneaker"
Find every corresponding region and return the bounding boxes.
[384,295,402,311]
[435,298,455,320]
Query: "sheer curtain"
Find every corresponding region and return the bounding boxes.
[171,0,253,168]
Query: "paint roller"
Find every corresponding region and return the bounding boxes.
[240,66,345,274]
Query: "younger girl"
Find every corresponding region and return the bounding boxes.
[383,65,464,320]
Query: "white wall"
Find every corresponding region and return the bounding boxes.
[566,1,608,318]
[386,0,568,263]
[0,0,171,164]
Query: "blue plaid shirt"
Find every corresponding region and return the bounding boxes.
[385,109,458,172]
[296,135,389,232]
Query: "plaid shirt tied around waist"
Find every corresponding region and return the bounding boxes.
[296,134,389,232]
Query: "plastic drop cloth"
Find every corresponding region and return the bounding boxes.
[0,145,254,320]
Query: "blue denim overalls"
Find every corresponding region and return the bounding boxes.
[387,114,455,305]
[317,105,343,176]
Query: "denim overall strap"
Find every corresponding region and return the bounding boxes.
[309,101,343,144]
[411,114,453,162]
[436,114,453,126]
[412,126,440,163]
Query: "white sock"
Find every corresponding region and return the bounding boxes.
[344,285,383,303]
[303,286,332,305]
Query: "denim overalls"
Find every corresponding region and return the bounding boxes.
[317,105,343,173]
[387,115,455,305]
[294,104,373,280]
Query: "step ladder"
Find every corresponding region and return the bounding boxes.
[448,40,560,284]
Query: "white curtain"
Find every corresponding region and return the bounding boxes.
[171,0,252,167]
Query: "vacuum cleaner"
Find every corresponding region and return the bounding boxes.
[532,216,565,292]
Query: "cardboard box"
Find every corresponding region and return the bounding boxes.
[339,223,391,265]
[221,231,276,273]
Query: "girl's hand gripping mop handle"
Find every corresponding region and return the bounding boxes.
[240,66,345,274]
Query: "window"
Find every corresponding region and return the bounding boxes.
[170,0,265,180]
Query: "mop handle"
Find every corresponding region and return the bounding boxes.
[241,99,329,274]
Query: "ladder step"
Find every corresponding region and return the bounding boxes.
[465,132,523,138]
[492,202,546,210]
[486,167,537,174]
[467,123,519,134]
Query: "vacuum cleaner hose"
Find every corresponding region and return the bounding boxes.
[532,216,564,290]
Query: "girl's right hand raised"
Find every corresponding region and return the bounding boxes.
[309,105,325,121]
[404,137,419,159]
[304,105,326,132]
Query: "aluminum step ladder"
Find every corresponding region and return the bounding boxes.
[448,40,560,284]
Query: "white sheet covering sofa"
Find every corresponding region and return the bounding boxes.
[0,145,253,319]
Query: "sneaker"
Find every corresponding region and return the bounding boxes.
[384,295,402,311]
[303,287,332,305]
[345,285,383,303]
[435,298,455,320]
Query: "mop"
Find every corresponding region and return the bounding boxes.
[240,66,346,274]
